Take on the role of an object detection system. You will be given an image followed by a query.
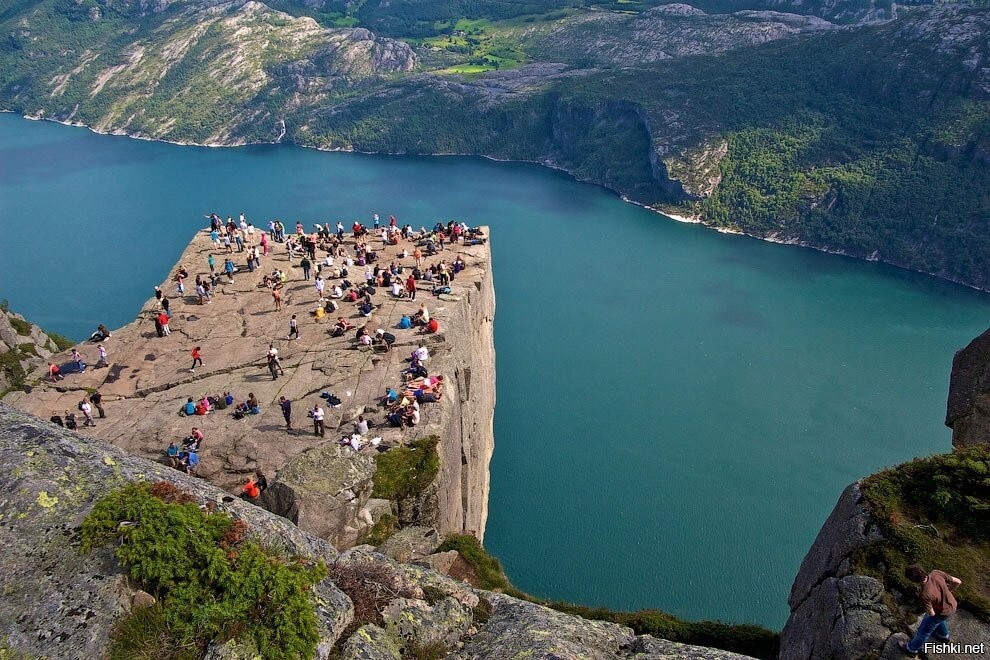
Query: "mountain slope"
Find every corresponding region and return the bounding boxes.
[1,1,989,288]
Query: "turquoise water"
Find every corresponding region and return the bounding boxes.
[2,113,988,628]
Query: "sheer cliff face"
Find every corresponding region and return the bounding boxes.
[946,326,990,448]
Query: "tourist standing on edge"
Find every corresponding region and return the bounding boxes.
[311,403,325,437]
[899,564,962,656]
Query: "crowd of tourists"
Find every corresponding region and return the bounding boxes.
[44,208,487,504]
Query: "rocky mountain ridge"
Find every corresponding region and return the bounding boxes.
[3,2,988,289]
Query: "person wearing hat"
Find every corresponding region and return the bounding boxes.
[373,328,394,352]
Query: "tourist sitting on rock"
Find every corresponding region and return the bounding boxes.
[358,300,374,317]
[240,477,260,501]
[89,324,111,342]
[412,304,430,327]
[165,441,180,468]
[233,393,261,418]
[419,318,439,334]
[354,415,370,435]
[179,449,199,475]
[398,315,412,330]
[373,329,395,352]
[181,397,196,416]
[412,345,430,362]
[402,356,428,380]
[183,427,204,452]
[223,391,234,407]
[357,326,373,347]
[402,404,420,427]
[330,317,353,337]
[64,410,78,430]
[50,411,64,427]
[381,387,399,407]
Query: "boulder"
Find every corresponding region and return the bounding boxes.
[382,596,473,651]
[270,443,376,548]
[376,526,443,562]
[339,624,401,660]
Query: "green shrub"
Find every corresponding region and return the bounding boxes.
[8,317,31,336]
[371,435,440,501]
[82,482,326,660]
[48,332,76,351]
[857,445,990,619]
[436,534,510,591]
[107,604,199,660]
[0,349,27,391]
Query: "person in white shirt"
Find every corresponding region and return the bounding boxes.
[315,276,325,297]
[414,346,430,362]
[355,415,369,435]
[311,404,325,437]
[80,400,96,427]
[331,284,343,299]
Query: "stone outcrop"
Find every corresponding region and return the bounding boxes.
[0,308,63,393]
[0,403,753,660]
[945,326,990,447]
[780,482,990,659]
[4,226,495,549]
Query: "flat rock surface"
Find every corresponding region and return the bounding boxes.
[5,226,491,500]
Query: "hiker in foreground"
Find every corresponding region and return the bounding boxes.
[899,564,961,657]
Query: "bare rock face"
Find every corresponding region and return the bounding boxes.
[269,443,377,548]
[945,326,990,447]
[0,309,60,393]
[0,403,353,659]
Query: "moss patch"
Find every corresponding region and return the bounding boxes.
[82,482,326,660]
[359,513,398,547]
[438,534,779,658]
[855,445,990,620]
[47,333,76,351]
[8,317,32,336]
[371,436,440,501]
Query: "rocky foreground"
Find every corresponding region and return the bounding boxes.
[0,403,753,659]
[4,226,495,548]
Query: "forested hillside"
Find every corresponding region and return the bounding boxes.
[1,0,988,288]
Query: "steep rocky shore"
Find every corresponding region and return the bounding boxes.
[3,227,494,548]
[0,403,753,659]
[0,307,71,393]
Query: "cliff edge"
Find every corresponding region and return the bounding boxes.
[3,226,495,548]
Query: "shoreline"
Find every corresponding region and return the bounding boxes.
[9,110,990,296]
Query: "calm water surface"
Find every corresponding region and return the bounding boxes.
[2,113,988,628]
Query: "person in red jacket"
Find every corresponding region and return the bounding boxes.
[406,274,417,301]
[241,477,260,500]
[190,346,203,372]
